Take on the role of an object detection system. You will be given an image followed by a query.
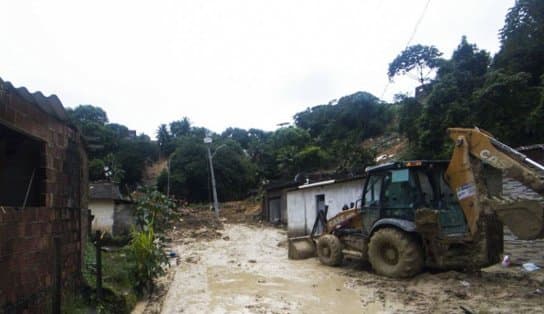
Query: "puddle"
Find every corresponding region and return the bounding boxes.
[207,267,365,313]
[161,224,405,313]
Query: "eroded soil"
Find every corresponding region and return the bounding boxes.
[158,224,544,313]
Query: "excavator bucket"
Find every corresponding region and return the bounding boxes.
[488,197,544,240]
[287,236,316,260]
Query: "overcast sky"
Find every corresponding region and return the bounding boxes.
[1,0,515,137]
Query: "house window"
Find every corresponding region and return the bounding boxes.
[0,123,45,207]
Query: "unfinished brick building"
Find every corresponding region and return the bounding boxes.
[0,77,88,313]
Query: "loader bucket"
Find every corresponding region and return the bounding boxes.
[488,197,544,240]
[288,236,316,260]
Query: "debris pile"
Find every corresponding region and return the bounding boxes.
[170,206,224,241]
[219,200,262,224]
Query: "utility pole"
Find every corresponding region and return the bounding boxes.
[204,136,220,216]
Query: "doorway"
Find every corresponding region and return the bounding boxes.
[315,194,325,234]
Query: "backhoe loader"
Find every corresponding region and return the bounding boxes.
[288,127,544,278]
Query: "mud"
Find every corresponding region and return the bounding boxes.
[159,224,544,313]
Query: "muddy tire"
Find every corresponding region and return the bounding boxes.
[368,228,423,278]
[316,234,344,266]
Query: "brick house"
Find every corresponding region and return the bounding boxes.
[0,77,88,313]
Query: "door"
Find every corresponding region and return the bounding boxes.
[268,198,281,223]
[315,194,325,234]
[361,175,384,231]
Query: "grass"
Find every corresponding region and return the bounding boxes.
[69,240,139,314]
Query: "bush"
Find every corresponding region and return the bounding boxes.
[133,188,175,232]
[127,226,168,293]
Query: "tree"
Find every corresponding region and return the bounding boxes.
[396,96,422,143]
[156,124,173,155]
[406,38,490,158]
[117,138,159,188]
[169,117,191,138]
[495,0,544,83]
[106,123,130,139]
[88,159,106,181]
[388,44,443,85]
[66,105,108,125]
[103,153,125,184]
[472,70,540,145]
[157,137,256,202]
[221,127,250,149]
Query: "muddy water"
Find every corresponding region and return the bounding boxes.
[160,224,544,313]
[161,224,400,313]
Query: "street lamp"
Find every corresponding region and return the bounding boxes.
[204,135,220,216]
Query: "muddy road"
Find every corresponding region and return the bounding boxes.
[160,224,544,313]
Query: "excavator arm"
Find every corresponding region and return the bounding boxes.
[445,127,544,240]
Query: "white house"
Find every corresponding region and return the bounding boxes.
[287,177,365,236]
[89,182,134,236]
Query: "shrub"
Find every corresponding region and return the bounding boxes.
[127,226,168,293]
[133,188,175,232]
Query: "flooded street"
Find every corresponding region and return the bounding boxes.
[161,224,384,313]
[160,224,544,313]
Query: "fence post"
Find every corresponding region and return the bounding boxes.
[95,231,102,301]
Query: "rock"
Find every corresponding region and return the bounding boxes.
[453,290,468,299]
[248,259,257,263]
[459,280,470,287]
[223,236,230,241]
[185,256,199,264]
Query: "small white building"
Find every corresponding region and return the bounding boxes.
[287,177,365,236]
[89,182,134,236]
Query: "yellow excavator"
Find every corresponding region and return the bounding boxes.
[288,127,544,278]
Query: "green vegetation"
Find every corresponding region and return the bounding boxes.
[66,189,173,313]
[128,189,173,293]
[388,44,443,84]
[70,0,544,204]
[127,227,168,293]
[134,187,175,231]
[67,105,159,188]
[66,241,138,314]
[394,0,544,159]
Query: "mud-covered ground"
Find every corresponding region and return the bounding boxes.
[156,223,544,314]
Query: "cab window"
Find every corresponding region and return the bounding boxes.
[363,175,383,207]
[382,169,416,209]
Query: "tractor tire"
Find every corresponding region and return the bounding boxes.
[368,228,423,278]
[316,234,344,266]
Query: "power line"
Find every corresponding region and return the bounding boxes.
[381,0,432,99]
[404,0,432,48]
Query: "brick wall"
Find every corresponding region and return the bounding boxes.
[0,207,81,313]
[0,87,88,313]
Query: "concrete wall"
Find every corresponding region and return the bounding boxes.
[113,202,134,236]
[0,88,87,312]
[287,179,364,236]
[90,200,115,234]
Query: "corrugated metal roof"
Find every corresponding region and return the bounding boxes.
[89,182,124,200]
[0,76,68,122]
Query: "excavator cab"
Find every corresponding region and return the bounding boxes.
[361,161,467,237]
